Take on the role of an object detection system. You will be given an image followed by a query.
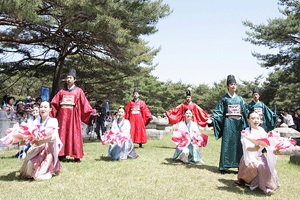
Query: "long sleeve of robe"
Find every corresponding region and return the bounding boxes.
[211,93,249,171]
[166,102,209,128]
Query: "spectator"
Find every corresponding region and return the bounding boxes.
[95,100,106,140]
[281,111,296,129]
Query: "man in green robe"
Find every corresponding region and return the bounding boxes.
[248,88,279,132]
[210,75,248,174]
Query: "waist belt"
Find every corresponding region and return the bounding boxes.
[131,110,140,114]
[61,105,75,108]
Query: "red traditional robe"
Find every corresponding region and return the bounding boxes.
[50,86,95,159]
[125,99,152,144]
[166,102,209,128]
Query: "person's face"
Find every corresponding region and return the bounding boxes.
[32,107,40,117]
[66,75,76,87]
[252,93,260,102]
[185,96,192,103]
[8,98,15,105]
[39,102,51,118]
[133,92,139,99]
[247,112,260,129]
[118,108,125,119]
[184,109,193,120]
[227,83,237,93]
[18,103,25,109]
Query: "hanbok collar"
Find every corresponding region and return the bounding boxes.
[40,116,50,127]
[117,118,125,130]
[227,92,236,98]
[185,120,191,132]
[133,98,139,103]
[67,84,76,92]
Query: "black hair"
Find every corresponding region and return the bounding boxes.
[247,110,259,119]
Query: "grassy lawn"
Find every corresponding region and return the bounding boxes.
[0,130,299,200]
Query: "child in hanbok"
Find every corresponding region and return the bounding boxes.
[172,108,208,164]
[236,111,280,195]
[102,107,138,160]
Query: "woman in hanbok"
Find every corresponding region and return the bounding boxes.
[172,108,208,164]
[20,101,63,180]
[236,111,279,195]
[103,107,138,160]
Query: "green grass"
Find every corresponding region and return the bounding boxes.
[1,130,299,200]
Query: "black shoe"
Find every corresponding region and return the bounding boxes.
[139,143,143,148]
[59,156,67,162]
[74,158,81,163]
[220,170,226,174]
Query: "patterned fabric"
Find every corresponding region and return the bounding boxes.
[50,86,95,159]
[211,93,248,171]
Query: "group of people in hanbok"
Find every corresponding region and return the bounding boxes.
[167,74,295,195]
[1,71,295,196]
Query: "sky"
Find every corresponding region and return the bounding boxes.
[147,0,283,86]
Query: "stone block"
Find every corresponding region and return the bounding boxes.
[147,129,168,140]
[290,155,300,165]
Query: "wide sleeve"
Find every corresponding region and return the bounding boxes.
[240,96,249,129]
[124,101,131,120]
[50,90,61,118]
[263,103,278,131]
[211,98,225,140]
[166,104,185,125]
[78,89,96,125]
[193,105,209,127]
[140,100,152,126]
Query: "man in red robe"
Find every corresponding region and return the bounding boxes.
[166,88,210,128]
[125,88,152,148]
[50,69,96,162]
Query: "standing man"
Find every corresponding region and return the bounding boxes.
[125,88,152,148]
[166,88,210,128]
[210,75,249,174]
[248,88,279,132]
[50,68,96,162]
[95,100,106,140]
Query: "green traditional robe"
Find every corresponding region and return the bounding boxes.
[248,100,278,132]
[212,93,248,171]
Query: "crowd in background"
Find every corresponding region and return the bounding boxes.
[0,95,42,123]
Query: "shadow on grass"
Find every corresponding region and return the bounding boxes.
[217,178,267,197]
[95,155,113,162]
[0,155,17,160]
[0,171,31,182]
[155,146,174,149]
[162,158,221,173]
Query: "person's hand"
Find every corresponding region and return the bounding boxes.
[206,118,212,124]
[273,149,280,155]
